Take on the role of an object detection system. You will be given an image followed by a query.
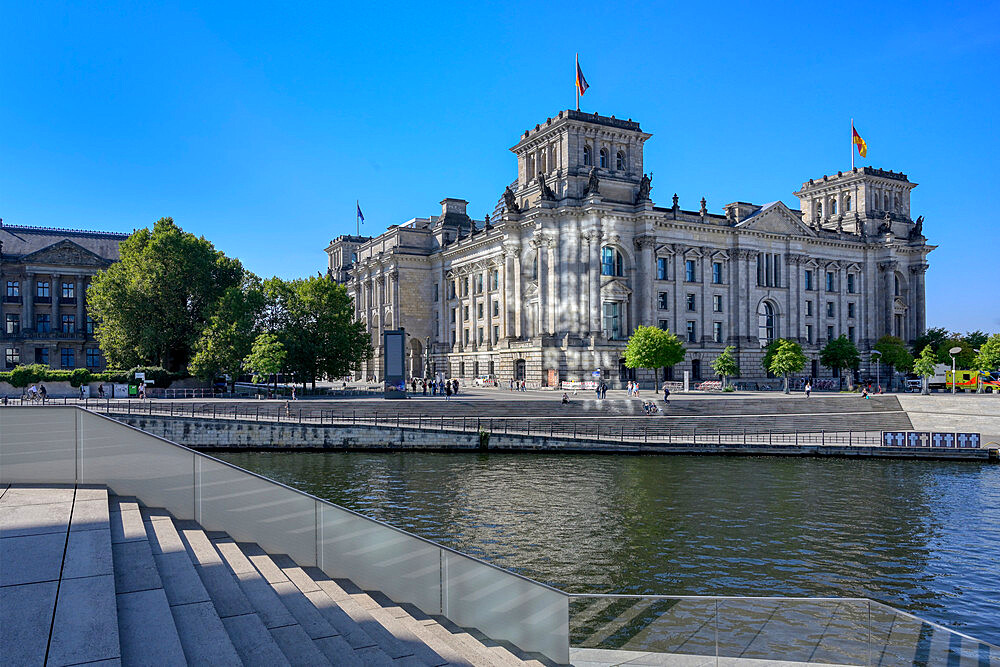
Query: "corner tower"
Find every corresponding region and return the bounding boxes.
[794,167,918,237]
[510,110,652,209]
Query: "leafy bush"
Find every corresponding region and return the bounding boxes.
[70,368,92,387]
[722,385,736,393]
[9,364,49,388]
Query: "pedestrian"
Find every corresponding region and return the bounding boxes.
[98,383,105,399]
[452,378,459,395]
[561,392,569,404]
[663,384,670,404]
[445,383,452,400]
[138,381,146,400]
[39,383,47,403]
[595,383,602,399]
[421,380,427,395]
[80,385,85,400]
[634,382,640,399]
[291,386,296,401]
[805,381,812,398]
[509,379,514,391]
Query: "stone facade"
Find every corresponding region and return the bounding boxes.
[326,110,933,386]
[0,223,127,370]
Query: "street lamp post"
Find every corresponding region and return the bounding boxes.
[425,336,431,379]
[949,346,962,394]
[974,348,981,393]
[872,350,882,392]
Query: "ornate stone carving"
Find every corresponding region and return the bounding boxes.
[672,193,679,208]
[633,236,657,250]
[637,173,652,202]
[909,263,929,275]
[700,197,707,215]
[503,186,520,214]
[501,243,519,258]
[878,260,899,272]
[21,240,108,267]
[878,212,892,235]
[909,215,924,240]
[584,168,600,196]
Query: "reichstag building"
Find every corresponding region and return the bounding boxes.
[326,109,932,386]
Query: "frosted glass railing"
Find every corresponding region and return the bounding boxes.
[569,594,999,665]
[0,406,570,663]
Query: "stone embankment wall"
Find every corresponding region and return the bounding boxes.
[898,395,1000,446]
[111,415,994,461]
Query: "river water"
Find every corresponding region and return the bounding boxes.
[215,451,1000,646]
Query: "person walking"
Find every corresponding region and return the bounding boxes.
[662,383,670,405]
[805,381,812,398]
[445,383,452,400]
[452,378,459,395]
[98,383,105,399]
[38,383,47,403]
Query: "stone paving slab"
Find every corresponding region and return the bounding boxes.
[49,573,121,665]
[115,587,186,666]
[0,484,75,506]
[220,612,293,666]
[112,539,163,594]
[63,524,114,580]
[0,500,73,537]
[153,551,211,606]
[0,531,66,586]
[70,498,111,532]
[168,599,243,665]
[109,500,146,543]
[0,579,59,665]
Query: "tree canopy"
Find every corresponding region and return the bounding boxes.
[874,335,914,373]
[87,218,244,371]
[710,346,739,386]
[936,338,976,369]
[244,333,286,385]
[766,339,806,393]
[913,345,938,395]
[624,326,686,372]
[819,335,860,381]
[974,334,1000,372]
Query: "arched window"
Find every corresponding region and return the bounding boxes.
[830,198,838,215]
[539,152,546,173]
[583,145,592,166]
[526,154,535,177]
[894,195,900,210]
[616,151,625,170]
[816,201,823,218]
[599,148,608,168]
[845,194,852,212]
[601,246,624,276]
[758,301,776,347]
[884,194,890,210]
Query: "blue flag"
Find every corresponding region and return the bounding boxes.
[356,203,365,223]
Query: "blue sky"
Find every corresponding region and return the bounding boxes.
[2,1,998,332]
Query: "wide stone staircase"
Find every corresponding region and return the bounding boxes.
[0,483,547,666]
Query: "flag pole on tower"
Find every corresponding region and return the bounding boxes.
[575,54,589,111]
[851,119,855,170]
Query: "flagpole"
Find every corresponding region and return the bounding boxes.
[575,53,580,111]
[851,118,855,170]
[356,200,359,236]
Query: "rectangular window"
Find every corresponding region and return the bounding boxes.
[6,281,19,297]
[603,302,621,339]
[712,262,722,284]
[5,347,19,368]
[478,327,484,344]
[61,314,75,333]
[713,322,723,343]
[806,324,813,344]
[476,274,483,294]
[848,326,855,342]
[36,314,51,333]
[686,321,697,343]
[804,270,813,291]
[86,348,101,368]
[848,302,856,318]
[448,282,456,299]
[827,325,835,340]
[713,295,722,312]
[658,320,669,331]
[451,309,457,323]
[806,300,813,316]
[493,325,499,342]
[491,270,499,291]
[433,284,439,302]
[686,294,696,311]
[36,281,50,299]
[61,282,75,299]
[656,257,668,280]
[36,347,48,365]
[685,259,696,282]
[61,348,75,368]
[827,302,835,318]
[658,292,669,310]
[477,302,484,319]
[847,273,856,294]
[463,329,470,344]
[464,306,469,321]
[5,314,19,334]
[492,300,499,317]
[826,271,835,292]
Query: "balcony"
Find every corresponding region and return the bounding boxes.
[34,296,52,304]
[0,329,90,342]
[3,295,22,304]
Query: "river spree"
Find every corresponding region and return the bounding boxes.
[216,451,1000,645]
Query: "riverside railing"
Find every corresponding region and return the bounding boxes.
[74,398,894,447]
[2,405,996,664]
[0,406,569,662]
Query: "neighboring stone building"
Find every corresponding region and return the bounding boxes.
[326,109,933,386]
[1,223,127,370]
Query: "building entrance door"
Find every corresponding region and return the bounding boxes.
[514,359,526,381]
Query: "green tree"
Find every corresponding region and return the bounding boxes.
[265,275,372,388]
[767,339,806,394]
[188,277,266,382]
[973,333,1000,393]
[935,338,975,369]
[875,335,914,390]
[911,326,951,356]
[624,326,686,381]
[87,218,244,371]
[819,335,861,389]
[244,333,286,388]
[964,330,989,349]
[912,345,938,396]
[710,346,740,388]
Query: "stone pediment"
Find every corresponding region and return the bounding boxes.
[735,202,815,236]
[601,278,632,299]
[21,240,110,267]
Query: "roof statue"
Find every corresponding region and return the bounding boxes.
[503,186,520,214]
[878,212,892,235]
[909,215,924,239]
[637,173,652,202]
[583,168,600,197]
[538,173,556,201]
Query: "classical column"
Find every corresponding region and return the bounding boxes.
[745,251,758,345]
[673,246,685,334]
[76,276,85,336]
[879,261,897,339]
[910,263,928,337]
[546,240,557,335]
[23,271,34,331]
[589,231,603,334]
[836,262,846,340]
[513,251,523,338]
[728,251,741,344]
[579,232,591,334]
[391,270,400,331]
[787,255,803,341]
[634,236,655,326]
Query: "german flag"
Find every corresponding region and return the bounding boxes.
[852,125,867,158]
[576,54,589,97]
